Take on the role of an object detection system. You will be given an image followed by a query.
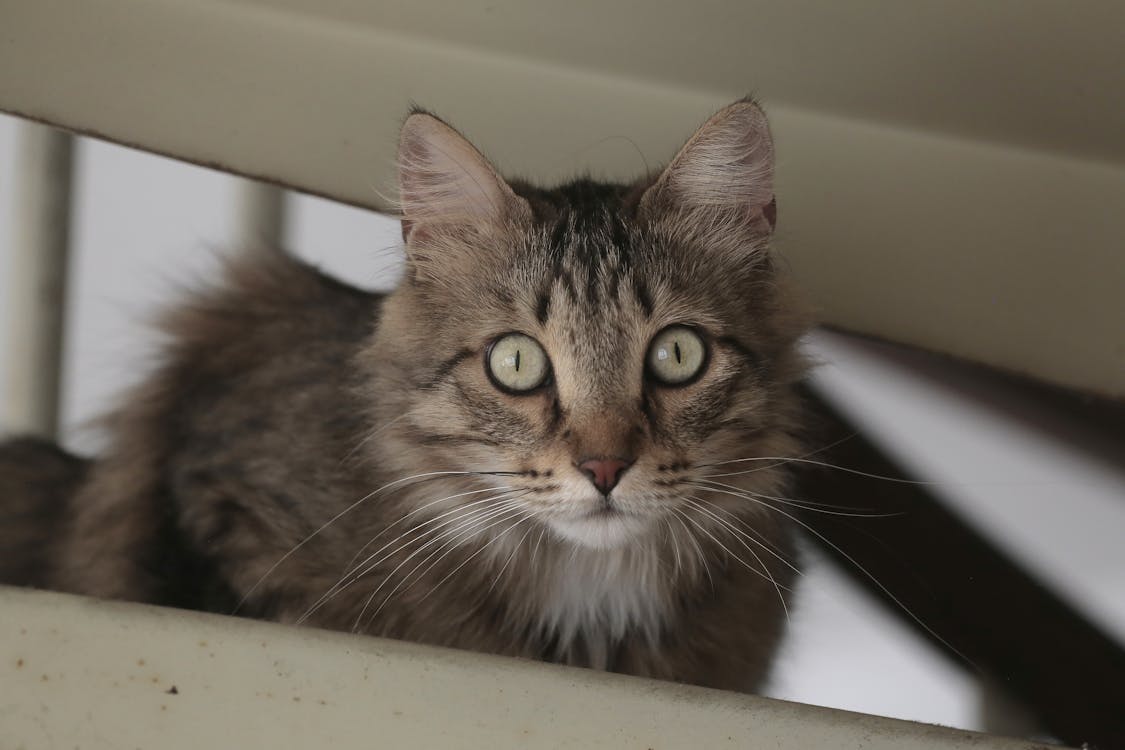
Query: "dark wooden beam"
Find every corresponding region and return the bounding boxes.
[794,384,1125,749]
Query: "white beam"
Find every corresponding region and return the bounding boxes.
[235,179,287,253]
[0,586,1061,750]
[3,123,74,439]
[1,0,1122,396]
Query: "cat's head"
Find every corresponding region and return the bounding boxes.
[372,100,808,551]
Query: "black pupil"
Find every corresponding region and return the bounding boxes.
[514,348,521,372]
[673,341,682,364]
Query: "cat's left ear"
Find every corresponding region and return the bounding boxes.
[397,110,531,246]
[639,98,776,235]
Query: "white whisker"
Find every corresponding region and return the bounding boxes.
[697,434,855,474]
[235,469,495,614]
[359,507,532,631]
[353,500,530,631]
[676,501,791,622]
[690,482,973,666]
[529,526,548,572]
[691,479,902,518]
[663,517,683,579]
[298,490,524,624]
[412,513,534,610]
[682,495,801,576]
[700,456,935,485]
[670,508,713,591]
[487,522,537,596]
[343,485,517,573]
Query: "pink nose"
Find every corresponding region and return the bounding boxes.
[577,457,633,495]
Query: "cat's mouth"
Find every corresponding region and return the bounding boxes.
[549,500,653,549]
[585,501,625,518]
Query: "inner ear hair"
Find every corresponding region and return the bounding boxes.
[640,98,776,233]
[397,111,530,244]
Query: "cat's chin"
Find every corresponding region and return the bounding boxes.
[548,512,654,550]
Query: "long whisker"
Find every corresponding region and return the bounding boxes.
[529,526,548,572]
[411,512,534,610]
[675,502,791,623]
[298,490,522,623]
[699,455,939,485]
[681,490,794,560]
[690,482,976,668]
[669,508,713,591]
[236,469,498,614]
[682,495,801,576]
[697,480,885,513]
[697,433,856,474]
[357,506,531,631]
[487,522,537,596]
[663,517,683,579]
[353,500,530,631]
[691,479,902,518]
[343,485,516,573]
[388,500,531,600]
[344,491,525,583]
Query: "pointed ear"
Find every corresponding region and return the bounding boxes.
[639,99,776,234]
[397,111,530,244]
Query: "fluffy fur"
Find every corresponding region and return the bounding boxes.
[0,99,810,691]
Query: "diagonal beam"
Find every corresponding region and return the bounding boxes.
[796,383,1125,749]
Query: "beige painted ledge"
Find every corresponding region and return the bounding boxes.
[0,585,1059,749]
[1,0,1122,398]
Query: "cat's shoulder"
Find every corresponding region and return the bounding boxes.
[159,250,381,357]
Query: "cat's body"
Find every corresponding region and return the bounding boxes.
[1,100,808,691]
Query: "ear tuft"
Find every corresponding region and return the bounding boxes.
[641,99,776,233]
[397,113,528,243]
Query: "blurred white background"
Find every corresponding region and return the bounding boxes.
[1,113,1122,735]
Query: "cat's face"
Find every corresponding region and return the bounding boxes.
[374,101,806,551]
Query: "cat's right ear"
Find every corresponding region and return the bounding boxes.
[397,111,530,248]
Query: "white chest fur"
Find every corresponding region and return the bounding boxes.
[535,544,670,668]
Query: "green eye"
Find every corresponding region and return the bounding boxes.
[647,326,707,385]
[487,334,551,393]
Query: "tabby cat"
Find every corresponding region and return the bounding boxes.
[0,98,809,691]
